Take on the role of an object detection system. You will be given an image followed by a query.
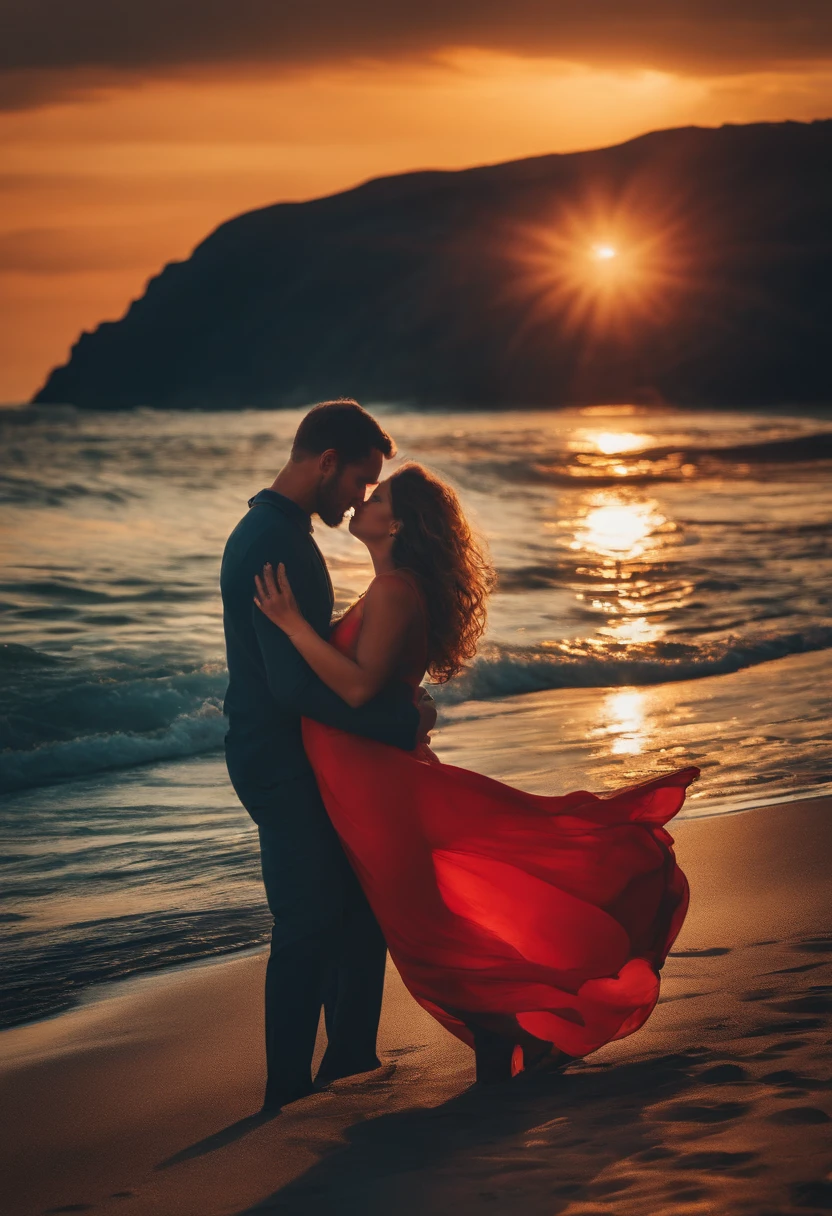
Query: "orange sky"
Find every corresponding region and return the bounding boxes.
[1,22,831,401]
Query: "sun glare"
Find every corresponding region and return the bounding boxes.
[506,189,689,341]
[573,497,665,559]
[590,431,652,455]
[602,689,648,755]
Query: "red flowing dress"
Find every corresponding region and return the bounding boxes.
[303,572,697,1062]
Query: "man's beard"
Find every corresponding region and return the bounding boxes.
[316,477,348,528]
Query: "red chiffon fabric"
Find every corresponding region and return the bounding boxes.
[303,574,697,1059]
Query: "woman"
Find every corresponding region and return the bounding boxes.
[254,463,697,1081]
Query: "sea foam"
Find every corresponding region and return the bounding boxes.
[3,625,831,792]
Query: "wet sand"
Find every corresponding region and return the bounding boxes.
[2,796,831,1216]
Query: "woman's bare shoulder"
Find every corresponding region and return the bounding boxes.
[363,571,422,615]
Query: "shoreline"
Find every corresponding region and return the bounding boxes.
[4,644,832,804]
[3,784,831,1038]
[2,794,831,1215]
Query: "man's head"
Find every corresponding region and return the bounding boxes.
[290,399,396,527]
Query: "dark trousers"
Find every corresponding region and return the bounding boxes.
[256,782,387,1106]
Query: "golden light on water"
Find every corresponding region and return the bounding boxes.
[600,616,662,645]
[549,426,697,483]
[601,688,648,755]
[572,496,666,559]
[589,430,653,455]
[564,489,682,658]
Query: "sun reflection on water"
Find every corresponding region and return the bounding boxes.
[588,431,654,456]
[599,616,663,646]
[602,688,648,755]
[571,496,666,559]
[558,489,683,654]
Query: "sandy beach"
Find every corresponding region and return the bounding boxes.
[2,794,831,1216]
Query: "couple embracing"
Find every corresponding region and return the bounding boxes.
[220,399,696,1113]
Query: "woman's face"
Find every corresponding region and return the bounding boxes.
[349,477,398,544]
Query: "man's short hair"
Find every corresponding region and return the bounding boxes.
[291,399,396,464]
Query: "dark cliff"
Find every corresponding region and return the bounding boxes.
[33,120,832,410]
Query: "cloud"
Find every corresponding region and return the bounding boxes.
[2,0,831,109]
[0,68,140,113]
[0,226,171,273]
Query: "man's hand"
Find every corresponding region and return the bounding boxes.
[416,688,437,744]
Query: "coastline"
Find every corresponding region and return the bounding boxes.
[2,795,831,1216]
[4,644,831,1035]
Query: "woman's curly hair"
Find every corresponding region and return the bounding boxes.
[388,462,495,683]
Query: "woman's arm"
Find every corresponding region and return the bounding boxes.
[254,563,419,708]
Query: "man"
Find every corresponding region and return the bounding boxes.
[221,399,435,1112]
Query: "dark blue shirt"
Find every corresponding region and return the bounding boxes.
[221,489,419,814]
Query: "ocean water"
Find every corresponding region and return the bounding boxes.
[2,404,831,1028]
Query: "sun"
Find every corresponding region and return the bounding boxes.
[503,187,692,342]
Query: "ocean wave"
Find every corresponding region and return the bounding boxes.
[0,701,227,794]
[643,430,832,465]
[0,642,65,670]
[477,430,832,488]
[4,626,831,792]
[0,474,136,507]
[436,626,832,705]
[1,656,226,750]
[0,648,229,790]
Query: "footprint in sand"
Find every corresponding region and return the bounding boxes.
[794,935,832,955]
[768,997,832,1016]
[657,1100,752,1123]
[635,1146,677,1162]
[770,961,827,974]
[767,1106,831,1125]
[745,1017,825,1037]
[790,1179,832,1208]
[763,1070,832,1091]
[589,1177,634,1197]
[664,1184,713,1201]
[669,947,732,957]
[676,1150,757,1171]
[551,1182,582,1198]
[748,1037,813,1060]
[696,1063,749,1083]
